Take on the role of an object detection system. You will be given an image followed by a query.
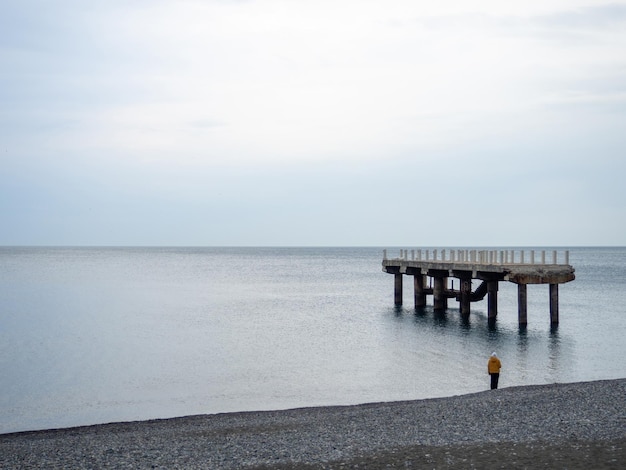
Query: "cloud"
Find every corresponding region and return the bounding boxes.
[534,3,626,29]
[4,1,624,165]
[2,1,626,245]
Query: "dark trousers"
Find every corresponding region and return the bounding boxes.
[490,373,499,390]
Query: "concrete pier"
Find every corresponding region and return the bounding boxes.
[383,249,575,326]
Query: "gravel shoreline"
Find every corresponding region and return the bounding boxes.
[2,379,625,469]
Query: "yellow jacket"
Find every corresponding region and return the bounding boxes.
[488,356,501,374]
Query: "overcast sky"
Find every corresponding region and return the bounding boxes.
[1,0,625,246]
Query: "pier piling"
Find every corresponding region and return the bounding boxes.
[518,284,528,326]
[394,273,403,306]
[414,274,426,308]
[433,274,448,311]
[550,284,559,324]
[487,281,498,322]
[459,278,471,316]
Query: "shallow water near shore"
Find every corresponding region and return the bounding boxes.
[1,246,625,434]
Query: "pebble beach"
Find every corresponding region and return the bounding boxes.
[1,379,625,469]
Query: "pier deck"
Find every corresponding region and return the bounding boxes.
[382,249,575,325]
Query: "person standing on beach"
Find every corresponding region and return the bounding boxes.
[487,352,502,389]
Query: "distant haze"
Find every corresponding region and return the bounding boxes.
[2,1,625,246]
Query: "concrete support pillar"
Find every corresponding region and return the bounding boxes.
[518,284,528,326]
[414,274,426,308]
[433,276,447,311]
[550,283,559,324]
[487,281,498,321]
[460,278,472,316]
[394,274,403,306]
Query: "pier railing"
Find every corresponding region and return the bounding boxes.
[383,249,570,266]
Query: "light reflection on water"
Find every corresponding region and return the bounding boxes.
[0,247,624,434]
[384,299,578,390]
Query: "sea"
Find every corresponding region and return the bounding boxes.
[1,246,625,434]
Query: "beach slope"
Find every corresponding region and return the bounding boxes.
[1,379,625,469]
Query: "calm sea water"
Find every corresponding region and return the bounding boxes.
[1,246,625,434]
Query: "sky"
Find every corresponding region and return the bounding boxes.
[1,0,625,246]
